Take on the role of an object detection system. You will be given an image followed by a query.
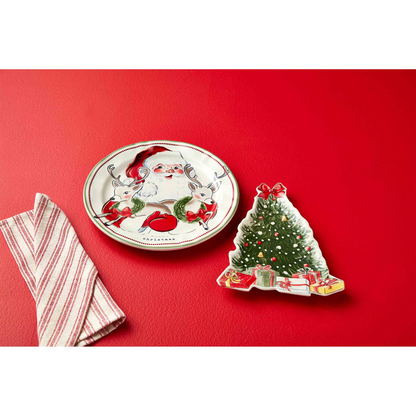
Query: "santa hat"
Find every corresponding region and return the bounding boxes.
[126,146,187,178]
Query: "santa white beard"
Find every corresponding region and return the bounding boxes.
[136,170,191,202]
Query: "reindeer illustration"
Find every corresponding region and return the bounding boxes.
[94,165,149,227]
[175,164,229,230]
[95,164,171,229]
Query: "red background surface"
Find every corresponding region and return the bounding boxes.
[0,70,415,346]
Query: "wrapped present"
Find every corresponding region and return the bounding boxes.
[275,276,311,296]
[218,269,256,290]
[292,269,322,285]
[306,271,321,285]
[292,270,312,282]
[310,277,344,295]
[251,264,275,288]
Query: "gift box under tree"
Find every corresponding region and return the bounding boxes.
[310,277,345,295]
[217,269,256,291]
[250,264,276,288]
[293,269,322,285]
[275,276,311,296]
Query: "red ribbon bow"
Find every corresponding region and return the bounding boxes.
[111,206,132,217]
[317,278,338,289]
[253,264,272,271]
[120,207,132,217]
[257,183,286,200]
[277,277,310,292]
[277,278,292,291]
[186,208,205,222]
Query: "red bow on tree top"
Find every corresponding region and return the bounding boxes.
[257,183,286,200]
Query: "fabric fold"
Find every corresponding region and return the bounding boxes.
[0,193,125,346]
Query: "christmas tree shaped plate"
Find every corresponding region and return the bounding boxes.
[84,141,239,250]
[217,183,344,296]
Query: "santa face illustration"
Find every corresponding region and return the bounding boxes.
[152,163,185,179]
[126,146,192,203]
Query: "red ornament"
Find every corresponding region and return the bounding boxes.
[272,197,276,200]
[306,246,311,251]
[244,242,249,247]
[304,264,309,267]
[274,232,279,236]
[297,235,302,239]
[257,241,262,245]
[271,257,276,262]
[259,216,263,220]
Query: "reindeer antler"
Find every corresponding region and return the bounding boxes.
[107,164,124,186]
[139,166,150,181]
[128,167,150,188]
[184,163,202,187]
[207,166,230,189]
[127,179,141,188]
[215,166,230,180]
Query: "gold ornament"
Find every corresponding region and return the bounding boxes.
[258,252,264,258]
[282,215,287,221]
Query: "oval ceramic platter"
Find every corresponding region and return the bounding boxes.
[84,141,239,251]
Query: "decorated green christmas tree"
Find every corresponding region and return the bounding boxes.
[217,182,344,295]
[230,183,330,280]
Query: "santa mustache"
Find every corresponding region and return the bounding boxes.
[150,170,185,179]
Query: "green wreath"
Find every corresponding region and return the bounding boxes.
[111,198,145,215]
[173,196,207,223]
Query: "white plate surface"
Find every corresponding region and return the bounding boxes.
[84,140,239,250]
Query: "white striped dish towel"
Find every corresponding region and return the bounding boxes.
[0,193,125,346]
